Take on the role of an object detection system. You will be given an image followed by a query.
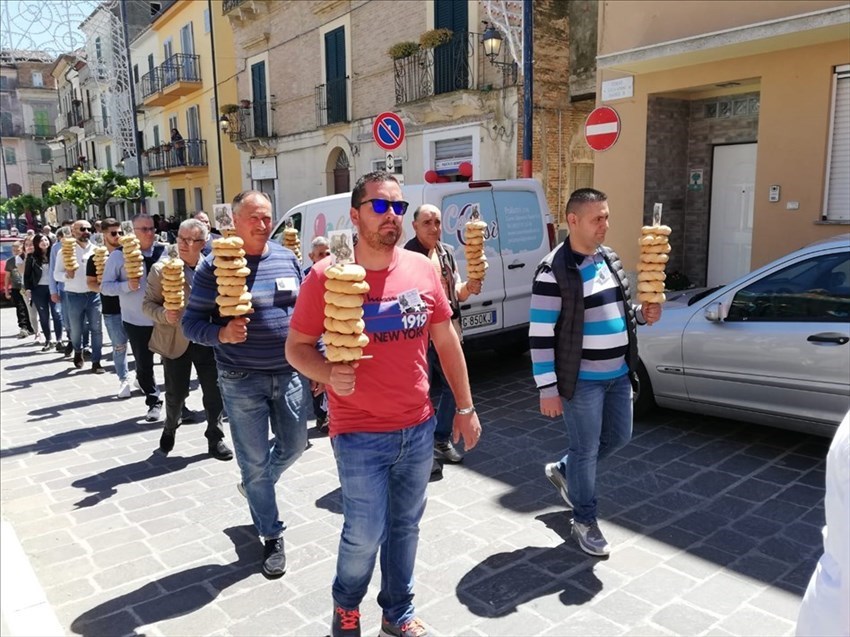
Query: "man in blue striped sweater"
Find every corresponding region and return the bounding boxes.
[182,190,310,578]
[529,188,661,556]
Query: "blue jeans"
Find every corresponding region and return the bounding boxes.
[331,416,436,625]
[218,369,309,539]
[31,285,62,342]
[66,291,103,364]
[427,345,454,443]
[102,313,129,382]
[557,374,633,525]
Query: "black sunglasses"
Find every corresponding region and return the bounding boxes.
[360,198,409,216]
[107,230,123,237]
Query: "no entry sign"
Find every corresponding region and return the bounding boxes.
[373,112,405,151]
[585,106,621,152]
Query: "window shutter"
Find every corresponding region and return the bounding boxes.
[826,68,850,220]
[434,137,473,173]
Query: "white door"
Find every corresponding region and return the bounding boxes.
[707,143,757,286]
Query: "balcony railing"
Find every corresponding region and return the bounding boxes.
[393,31,517,104]
[142,139,208,174]
[315,77,349,127]
[30,124,56,138]
[66,106,86,129]
[139,68,162,101]
[160,53,201,89]
[222,0,245,12]
[0,124,23,137]
[226,100,274,142]
[84,116,110,138]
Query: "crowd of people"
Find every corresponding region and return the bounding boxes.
[5,175,840,637]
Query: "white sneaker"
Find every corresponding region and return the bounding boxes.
[133,377,141,391]
[117,380,132,399]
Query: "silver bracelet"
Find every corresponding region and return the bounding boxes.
[455,406,475,415]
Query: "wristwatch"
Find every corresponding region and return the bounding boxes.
[455,406,476,415]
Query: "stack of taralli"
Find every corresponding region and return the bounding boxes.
[637,224,672,304]
[92,245,108,283]
[283,227,302,261]
[323,263,369,362]
[61,237,78,273]
[120,234,144,279]
[161,258,186,311]
[464,218,488,281]
[212,236,253,317]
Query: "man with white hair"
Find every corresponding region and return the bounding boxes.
[144,218,233,460]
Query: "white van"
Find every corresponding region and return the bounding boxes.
[271,179,554,353]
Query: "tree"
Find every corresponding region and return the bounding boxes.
[47,169,155,219]
[112,178,156,206]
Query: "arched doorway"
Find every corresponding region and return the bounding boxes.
[327,147,350,195]
[7,183,22,197]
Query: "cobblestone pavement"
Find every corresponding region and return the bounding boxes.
[0,305,829,636]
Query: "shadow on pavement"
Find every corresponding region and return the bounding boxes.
[71,451,209,508]
[0,416,159,459]
[4,367,76,391]
[454,349,829,604]
[69,526,260,637]
[457,512,602,618]
[315,486,343,514]
[27,394,131,421]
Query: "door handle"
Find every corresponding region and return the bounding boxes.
[507,262,526,270]
[807,332,850,345]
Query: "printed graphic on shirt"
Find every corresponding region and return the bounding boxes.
[365,296,428,344]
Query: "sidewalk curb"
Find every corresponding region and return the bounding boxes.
[0,518,64,637]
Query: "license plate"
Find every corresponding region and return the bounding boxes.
[461,310,496,330]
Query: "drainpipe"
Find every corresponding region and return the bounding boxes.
[120,0,146,214]
[208,0,226,204]
[521,0,533,178]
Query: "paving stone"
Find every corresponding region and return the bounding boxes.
[716,604,795,636]
[652,602,719,634]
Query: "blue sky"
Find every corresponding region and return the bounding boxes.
[1,0,100,56]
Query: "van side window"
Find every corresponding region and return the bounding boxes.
[271,212,302,244]
[492,191,544,254]
[439,192,497,251]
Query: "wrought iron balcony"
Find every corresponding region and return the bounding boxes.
[225,100,274,142]
[84,117,110,138]
[0,123,23,137]
[160,53,201,90]
[139,68,162,102]
[66,106,86,129]
[222,0,246,13]
[393,31,517,105]
[143,139,208,174]
[30,124,56,138]
[139,54,201,107]
[315,77,349,127]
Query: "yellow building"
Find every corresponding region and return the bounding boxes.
[593,1,848,286]
[130,0,239,220]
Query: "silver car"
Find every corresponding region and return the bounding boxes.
[636,234,850,436]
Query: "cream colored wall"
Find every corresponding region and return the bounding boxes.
[133,0,241,212]
[595,40,849,273]
[598,0,847,55]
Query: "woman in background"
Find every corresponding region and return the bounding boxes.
[24,233,63,352]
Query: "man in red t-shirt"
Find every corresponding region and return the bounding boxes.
[287,171,481,637]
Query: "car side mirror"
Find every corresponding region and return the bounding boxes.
[704,302,727,322]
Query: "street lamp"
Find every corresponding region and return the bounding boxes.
[481,22,517,83]
[482,22,503,59]
[218,115,231,134]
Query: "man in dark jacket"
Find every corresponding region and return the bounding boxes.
[529,188,661,556]
[405,204,481,473]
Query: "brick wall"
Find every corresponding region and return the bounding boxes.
[516,0,595,225]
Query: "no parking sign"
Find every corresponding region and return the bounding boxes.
[373,112,405,151]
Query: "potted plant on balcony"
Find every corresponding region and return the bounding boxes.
[388,41,419,60]
[220,103,240,114]
[419,28,453,49]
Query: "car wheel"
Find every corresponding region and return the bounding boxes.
[633,360,655,419]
